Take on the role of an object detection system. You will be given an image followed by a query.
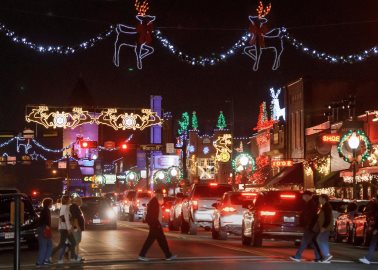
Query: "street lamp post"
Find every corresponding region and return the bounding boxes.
[348,132,360,199]
[240,155,249,190]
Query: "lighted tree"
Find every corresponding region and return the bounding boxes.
[191,111,198,130]
[216,111,227,130]
[178,112,190,135]
[254,101,275,131]
[251,155,270,185]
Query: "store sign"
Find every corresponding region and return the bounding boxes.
[103,174,116,184]
[116,174,127,181]
[140,144,163,151]
[153,155,180,169]
[321,134,340,144]
[271,160,293,167]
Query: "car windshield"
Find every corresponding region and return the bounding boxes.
[329,201,349,212]
[137,192,151,199]
[81,198,110,210]
[255,192,303,211]
[193,185,232,198]
[0,195,36,224]
[126,191,136,200]
[228,193,254,205]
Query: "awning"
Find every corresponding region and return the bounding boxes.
[315,171,343,188]
[340,166,378,177]
[265,163,304,187]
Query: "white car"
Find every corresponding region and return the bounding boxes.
[212,191,257,240]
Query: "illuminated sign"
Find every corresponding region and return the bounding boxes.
[321,134,340,144]
[271,160,293,167]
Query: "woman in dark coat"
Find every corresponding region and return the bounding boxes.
[36,198,53,266]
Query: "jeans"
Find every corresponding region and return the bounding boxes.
[36,226,52,264]
[139,224,172,258]
[294,229,321,260]
[366,231,378,261]
[317,231,330,257]
[57,229,77,260]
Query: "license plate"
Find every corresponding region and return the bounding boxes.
[93,219,101,224]
[4,232,14,239]
[284,216,295,223]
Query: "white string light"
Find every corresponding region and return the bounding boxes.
[0,23,114,54]
[0,137,17,148]
[32,138,74,153]
[283,30,378,64]
[154,29,250,67]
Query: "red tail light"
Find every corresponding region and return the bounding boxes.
[260,211,276,216]
[242,193,257,196]
[280,194,296,199]
[209,183,218,187]
[192,200,198,210]
[165,209,170,213]
[222,206,237,213]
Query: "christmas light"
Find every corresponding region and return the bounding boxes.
[178,112,190,135]
[203,146,210,155]
[191,111,199,130]
[0,23,114,54]
[213,134,232,162]
[270,88,285,121]
[216,111,227,130]
[233,153,256,173]
[337,130,371,163]
[0,137,17,148]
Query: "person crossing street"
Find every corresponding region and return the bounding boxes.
[138,190,176,261]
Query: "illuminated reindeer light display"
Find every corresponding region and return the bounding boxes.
[244,2,284,71]
[113,0,155,70]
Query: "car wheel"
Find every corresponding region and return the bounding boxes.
[219,231,228,240]
[334,227,342,243]
[251,225,262,247]
[180,215,189,234]
[168,220,179,231]
[241,224,252,246]
[188,218,197,235]
[352,226,362,246]
[347,226,353,244]
[27,240,38,250]
[212,223,219,240]
[128,210,135,222]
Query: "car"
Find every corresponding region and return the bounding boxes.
[121,190,137,220]
[211,191,257,240]
[81,197,117,229]
[129,190,153,222]
[334,200,368,243]
[181,182,233,235]
[0,191,39,250]
[241,190,304,247]
[161,196,176,226]
[329,199,350,228]
[350,199,378,246]
[168,193,187,231]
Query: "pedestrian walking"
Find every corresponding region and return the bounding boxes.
[138,190,176,261]
[70,196,85,258]
[55,195,82,264]
[314,194,333,263]
[290,191,323,262]
[359,195,378,265]
[36,198,53,266]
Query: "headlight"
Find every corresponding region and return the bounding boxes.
[107,209,116,219]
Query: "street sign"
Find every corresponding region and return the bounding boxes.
[140,144,164,151]
[166,143,175,154]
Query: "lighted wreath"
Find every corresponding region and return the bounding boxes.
[232,153,256,174]
[337,130,371,163]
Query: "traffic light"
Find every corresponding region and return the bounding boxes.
[80,140,98,148]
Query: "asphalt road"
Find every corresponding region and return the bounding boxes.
[0,221,376,270]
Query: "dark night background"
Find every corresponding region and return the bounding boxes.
[0,0,377,137]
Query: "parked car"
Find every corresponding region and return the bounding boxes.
[81,197,117,229]
[334,200,368,243]
[212,191,257,240]
[350,199,378,246]
[241,190,303,247]
[168,193,187,231]
[0,191,39,249]
[181,183,233,235]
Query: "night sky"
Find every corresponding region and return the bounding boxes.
[0,0,378,136]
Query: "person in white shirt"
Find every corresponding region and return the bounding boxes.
[56,195,82,264]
